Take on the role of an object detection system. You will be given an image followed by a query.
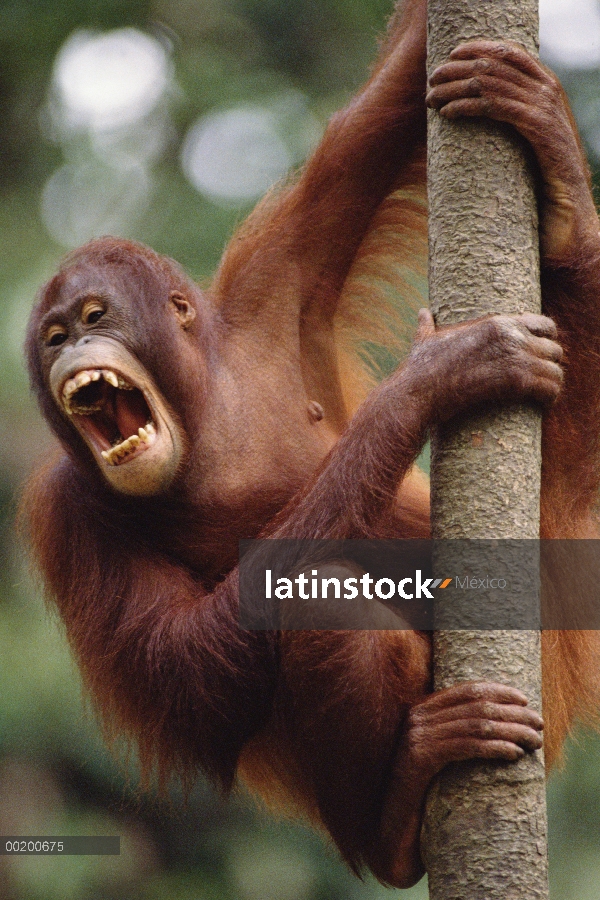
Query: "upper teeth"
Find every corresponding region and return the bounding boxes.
[75,371,92,388]
[63,369,129,412]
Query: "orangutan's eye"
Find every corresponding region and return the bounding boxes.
[46,325,68,347]
[82,300,106,325]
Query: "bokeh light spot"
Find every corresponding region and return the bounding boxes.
[53,28,170,132]
[181,106,293,204]
[540,0,600,67]
[41,161,150,247]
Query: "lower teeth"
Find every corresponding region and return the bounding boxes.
[102,423,156,465]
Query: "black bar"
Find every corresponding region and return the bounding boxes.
[0,837,120,855]
[239,538,600,630]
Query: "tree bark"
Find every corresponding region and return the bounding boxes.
[422,2,549,899]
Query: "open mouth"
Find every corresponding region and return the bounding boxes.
[62,368,157,466]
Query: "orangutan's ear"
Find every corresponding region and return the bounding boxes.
[169,291,197,329]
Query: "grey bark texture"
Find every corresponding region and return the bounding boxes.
[423,1,549,898]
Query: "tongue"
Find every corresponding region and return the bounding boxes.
[115,390,149,439]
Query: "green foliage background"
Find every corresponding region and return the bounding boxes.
[0,0,599,897]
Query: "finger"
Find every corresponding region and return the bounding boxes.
[448,40,546,81]
[427,74,530,111]
[519,363,564,405]
[437,96,530,125]
[516,313,558,340]
[418,681,529,712]
[526,356,564,382]
[429,57,532,90]
[425,701,544,731]
[434,718,543,748]
[442,737,526,763]
[527,336,563,364]
[427,78,485,110]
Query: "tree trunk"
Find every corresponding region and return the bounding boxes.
[422,2,549,899]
